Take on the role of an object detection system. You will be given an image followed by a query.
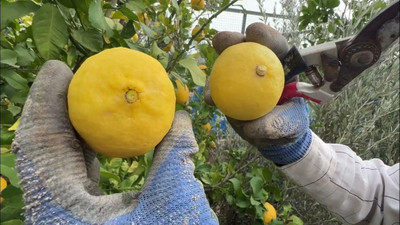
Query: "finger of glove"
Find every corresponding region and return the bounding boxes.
[82,144,102,196]
[242,98,309,142]
[245,22,290,60]
[204,77,215,106]
[12,61,139,224]
[212,31,245,54]
[116,110,217,224]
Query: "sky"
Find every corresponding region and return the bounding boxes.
[208,0,347,34]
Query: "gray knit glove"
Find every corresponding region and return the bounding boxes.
[12,60,218,225]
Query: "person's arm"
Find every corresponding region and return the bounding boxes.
[281,132,399,225]
[207,23,399,225]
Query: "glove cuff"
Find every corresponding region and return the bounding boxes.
[259,129,312,166]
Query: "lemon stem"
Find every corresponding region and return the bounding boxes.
[125,89,139,103]
[256,65,267,77]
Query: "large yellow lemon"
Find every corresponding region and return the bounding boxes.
[68,47,175,158]
[209,42,284,121]
[263,202,277,224]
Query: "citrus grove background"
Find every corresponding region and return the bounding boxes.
[1,0,398,224]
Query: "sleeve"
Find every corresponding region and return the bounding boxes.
[280,131,399,225]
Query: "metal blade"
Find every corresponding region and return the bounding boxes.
[331,0,399,92]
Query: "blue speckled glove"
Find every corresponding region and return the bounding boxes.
[12,61,218,225]
[226,98,311,166]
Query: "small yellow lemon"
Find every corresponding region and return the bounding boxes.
[159,0,170,5]
[210,141,216,148]
[162,42,173,52]
[192,26,204,42]
[131,33,139,42]
[263,202,277,224]
[191,0,205,10]
[0,176,6,204]
[209,42,284,121]
[68,47,175,158]
[199,65,207,70]
[175,80,189,104]
[138,12,150,24]
[201,123,211,132]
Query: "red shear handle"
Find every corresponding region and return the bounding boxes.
[278,82,323,105]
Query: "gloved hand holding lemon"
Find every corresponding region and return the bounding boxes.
[206,22,311,166]
[13,48,218,224]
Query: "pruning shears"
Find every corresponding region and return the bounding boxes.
[278,0,399,104]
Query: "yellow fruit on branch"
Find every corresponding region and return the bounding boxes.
[162,42,173,52]
[131,33,138,41]
[263,202,277,224]
[0,176,7,204]
[210,140,216,148]
[174,79,189,104]
[68,47,175,158]
[201,123,211,132]
[137,12,149,24]
[199,65,207,70]
[191,0,205,10]
[192,25,204,42]
[209,42,284,121]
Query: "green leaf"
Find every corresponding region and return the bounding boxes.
[140,23,155,38]
[88,0,113,36]
[250,176,264,194]
[119,7,139,21]
[253,188,268,201]
[71,29,103,52]
[0,206,24,222]
[288,215,304,225]
[229,178,241,193]
[14,45,35,67]
[150,42,168,68]
[119,175,138,188]
[178,58,206,86]
[250,195,261,206]
[1,219,24,225]
[7,105,21,117]
[0,1,40,29]
[120,20,136,39]
[126,1,147,12]
[32,4,69,60]
[171,0,181,16]
[127,161,139,173]
[109,158,123,169]
[226,194,235,205]
[56,0,74,8]
[1,69,28,91]
[236,198,250,208]
[11,89,29,104]
[0,165,19,188]
[66,46,77,67]
[0,50,18,67]
[100,168,121,183]
[1,153,16,168]
[326,0,340,8]
[1,148,11,154]
[1,185,24,208]
[0,126,15,145]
